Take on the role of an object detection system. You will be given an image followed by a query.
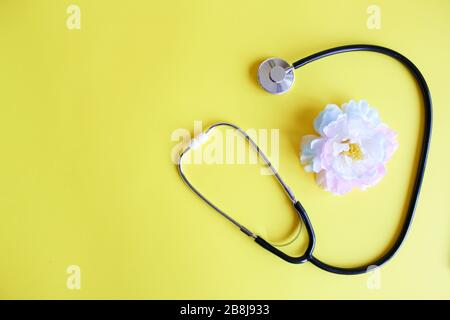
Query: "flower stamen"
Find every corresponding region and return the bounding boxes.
[342,140,363,160]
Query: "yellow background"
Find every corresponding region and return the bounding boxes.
[0,0,448,299]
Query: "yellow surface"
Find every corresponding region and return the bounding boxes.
[0,0,449,299]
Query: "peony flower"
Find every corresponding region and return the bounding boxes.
[300,100,398,195]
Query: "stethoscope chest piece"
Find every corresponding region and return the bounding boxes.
[257,58,295,94]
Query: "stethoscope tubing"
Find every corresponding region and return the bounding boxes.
[177,44,432,275]
[291,44,432,275]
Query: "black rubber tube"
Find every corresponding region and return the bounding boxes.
[255,201,316,264]
[291,44,432,275]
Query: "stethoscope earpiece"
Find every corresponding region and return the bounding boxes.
[257,58,294,94]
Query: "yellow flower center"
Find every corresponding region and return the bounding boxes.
[342,140,363,160]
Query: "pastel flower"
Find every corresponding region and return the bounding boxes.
[300,100,398,195]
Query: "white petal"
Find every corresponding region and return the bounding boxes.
[313,104,343,136]
[332,141,349,156]
[360,134,386,163]
[300,135,325,173]
[344,99,381,127]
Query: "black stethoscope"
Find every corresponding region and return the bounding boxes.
[177,45,432,275]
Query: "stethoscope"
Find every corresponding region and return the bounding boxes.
[177,45,432,275]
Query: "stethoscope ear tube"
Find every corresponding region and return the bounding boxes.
[254,201,316,264]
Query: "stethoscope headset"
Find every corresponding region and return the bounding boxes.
[177,44,432,275]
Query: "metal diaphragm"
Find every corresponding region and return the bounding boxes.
[257,58,294,94]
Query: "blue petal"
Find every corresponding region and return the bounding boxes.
[314,104,343,136]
